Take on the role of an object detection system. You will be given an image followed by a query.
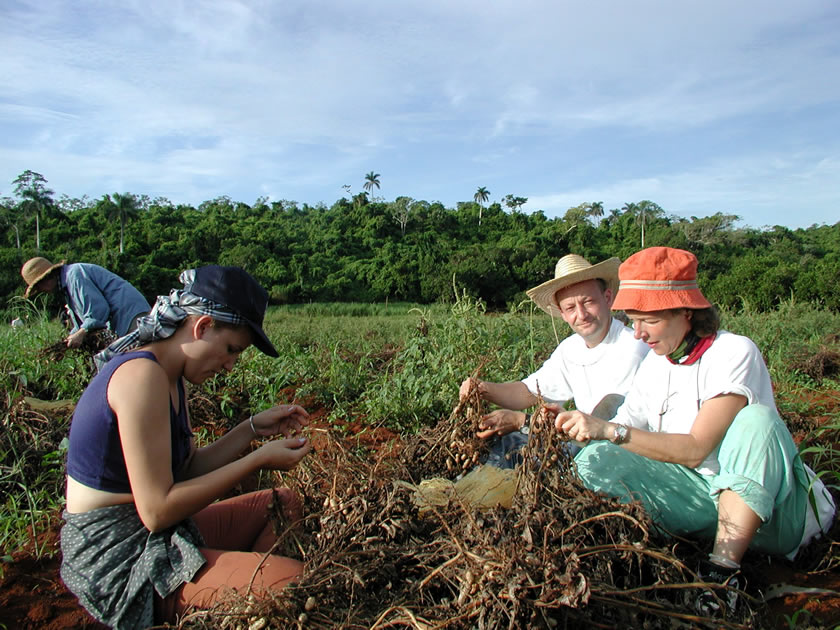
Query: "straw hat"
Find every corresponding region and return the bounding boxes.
[611,247,711,312]
[21,257,66,298]
[526,254,620,316]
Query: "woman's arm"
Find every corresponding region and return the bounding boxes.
[111,360,310,532]
[555,393,747,468]
[182,405,309,478]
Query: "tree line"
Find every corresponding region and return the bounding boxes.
[2,170,839,314]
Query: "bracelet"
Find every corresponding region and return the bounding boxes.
[248,415,258,437]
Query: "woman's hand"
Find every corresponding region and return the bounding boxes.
[476,409,526,439]
[257,437,312,471]
[251,405,310,438]
[555,409,611,443]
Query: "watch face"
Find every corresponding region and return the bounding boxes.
[613,424,627,443]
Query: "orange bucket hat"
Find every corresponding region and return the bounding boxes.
[611,247,711,312]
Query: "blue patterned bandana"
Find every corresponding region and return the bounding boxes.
[94,269,244,371]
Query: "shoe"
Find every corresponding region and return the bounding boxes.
[693,560,744,617]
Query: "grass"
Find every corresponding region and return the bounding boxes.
[1,297,838,561]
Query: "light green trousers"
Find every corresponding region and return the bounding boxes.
[573,404,810,556]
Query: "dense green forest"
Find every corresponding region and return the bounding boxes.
[2,169,839,313]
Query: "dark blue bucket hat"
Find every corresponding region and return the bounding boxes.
[189,265,278,357]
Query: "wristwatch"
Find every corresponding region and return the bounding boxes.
[520,413,531,435]
[611,423,628,444]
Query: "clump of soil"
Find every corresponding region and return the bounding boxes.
[788,336,840,383]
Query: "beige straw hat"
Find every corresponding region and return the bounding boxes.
[21,257,66,298]
[526,254,620,316]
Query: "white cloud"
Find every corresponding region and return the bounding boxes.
[0,0,838,226]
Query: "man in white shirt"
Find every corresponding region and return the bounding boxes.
[459,254,649,467]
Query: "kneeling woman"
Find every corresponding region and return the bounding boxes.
[60,266,312,629]
[555,247,835,615]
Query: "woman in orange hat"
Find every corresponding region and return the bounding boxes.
[552,246,835,617]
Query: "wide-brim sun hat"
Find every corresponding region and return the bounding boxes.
[526,254,620,317]
[188,265,279,357]
[21,257,66,298]
[611,246,712,312]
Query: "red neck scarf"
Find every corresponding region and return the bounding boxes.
[667,333,715,365]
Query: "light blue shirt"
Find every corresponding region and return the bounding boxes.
[60,263,150,336]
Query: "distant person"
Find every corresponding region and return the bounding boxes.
[458,254,649,467]
[21,257,151,348]
[555,247,836,616]
[60,265,313,629]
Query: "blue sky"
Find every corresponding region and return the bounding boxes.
[2,0,838,229]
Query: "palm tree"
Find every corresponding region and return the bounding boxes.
[474,186,490,226]
[621,200,663,248]
[363,172,381,196]
[13,170,54,252]
[106,192,140,254]
[586,201,604,221]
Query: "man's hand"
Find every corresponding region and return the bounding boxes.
[65,328,88,348]
[476,409,527,439]
[459,377,483,401]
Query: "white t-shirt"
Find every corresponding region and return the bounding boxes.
[613,331,775,475]
[613,330,835,553]
[521,318,649,413]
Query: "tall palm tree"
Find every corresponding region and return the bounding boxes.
[586,201,604,221]
[474,186,490,226]
[13,170,54,252]
[106,192,140,254]
[621,202,643,248]
[363,172,381,196]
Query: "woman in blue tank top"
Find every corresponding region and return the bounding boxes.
[60,265,312,630]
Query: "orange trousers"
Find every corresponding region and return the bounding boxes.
[155,488,304,623]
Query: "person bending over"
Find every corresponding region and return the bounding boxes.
[21,257,151,348]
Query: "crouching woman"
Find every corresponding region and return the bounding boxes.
[554,247,835,616]
[60,266,312,629]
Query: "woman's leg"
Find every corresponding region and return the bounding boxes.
[155,548,304,621]
[574,441,719,538]
[711,404,808,558]
[156,488,304,622]
[191,487,303,553]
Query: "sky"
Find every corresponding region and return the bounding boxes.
[1,0,839,230]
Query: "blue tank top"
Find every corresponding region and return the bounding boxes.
[66,351,193,493]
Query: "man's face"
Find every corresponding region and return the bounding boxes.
[35,275,58,294]
[554,279,613,348]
